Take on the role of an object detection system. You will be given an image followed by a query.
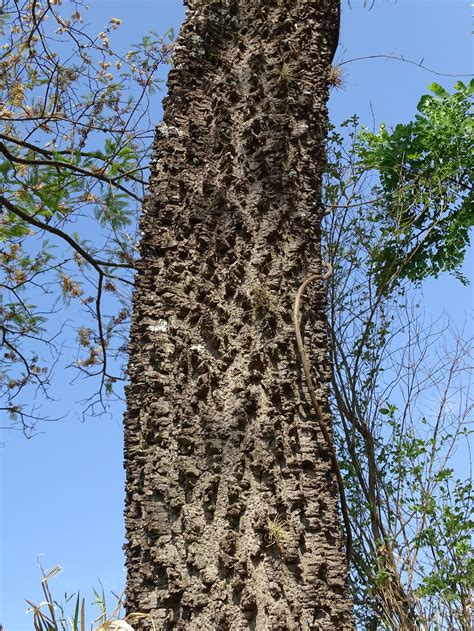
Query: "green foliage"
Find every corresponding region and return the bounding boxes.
[357,80,473,290]
[380,416,473,624]
[324,114,473,629]
[414,477,473,603]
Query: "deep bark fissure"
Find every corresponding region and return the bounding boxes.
[124,1,353,628]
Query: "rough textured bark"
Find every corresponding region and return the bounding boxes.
[124,1,353,628]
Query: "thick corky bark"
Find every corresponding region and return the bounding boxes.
[124,1,353,629]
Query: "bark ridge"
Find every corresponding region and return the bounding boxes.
[124,1,352,628]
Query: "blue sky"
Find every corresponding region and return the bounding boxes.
[1,1,472,629]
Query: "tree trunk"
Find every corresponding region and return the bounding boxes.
[124,1,353,628]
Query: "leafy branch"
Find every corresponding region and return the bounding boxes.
[0,0,174,431]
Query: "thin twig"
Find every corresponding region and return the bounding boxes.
[339,54,472,78]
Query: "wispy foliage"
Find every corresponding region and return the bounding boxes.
[0,0,174,432]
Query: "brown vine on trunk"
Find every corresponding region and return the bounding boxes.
[124,1,353,628]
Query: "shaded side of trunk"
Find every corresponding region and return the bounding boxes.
[124,1,352,628]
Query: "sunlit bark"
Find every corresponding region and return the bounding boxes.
[124,1,352,628]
